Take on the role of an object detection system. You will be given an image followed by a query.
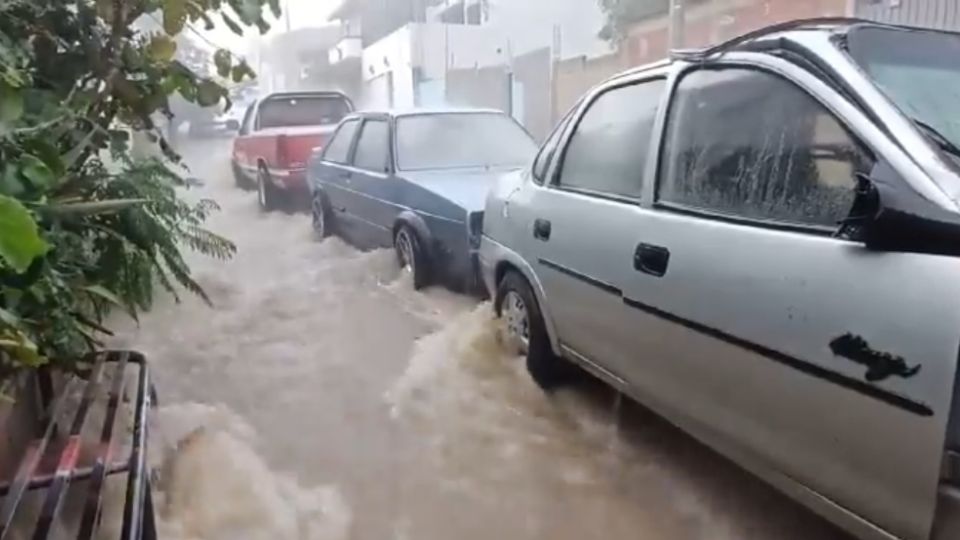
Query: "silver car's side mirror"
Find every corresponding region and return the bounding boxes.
[850,161,960,257]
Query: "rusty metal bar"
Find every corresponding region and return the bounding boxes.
[0,351,156,540]
[0,373,83,540]
[0,462,129,498]
[32,357,109,539]
[120,355,151,540]
[77,351,131,540]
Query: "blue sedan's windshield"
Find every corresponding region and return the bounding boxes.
[396,113,537,171]
[847,26,960,152]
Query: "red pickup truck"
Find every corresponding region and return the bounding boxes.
[231,91,354,211]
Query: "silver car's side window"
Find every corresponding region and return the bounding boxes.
[658,67,874,229]
[531,107,577,185]
[554,79,666,200]
[323,119,360,165]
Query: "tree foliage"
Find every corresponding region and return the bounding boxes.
[0,0,280,374]
[597,0,669,43]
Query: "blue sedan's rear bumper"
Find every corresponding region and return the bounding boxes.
[434,245,485,297]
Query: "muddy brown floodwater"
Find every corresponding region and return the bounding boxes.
[109,139,849,540]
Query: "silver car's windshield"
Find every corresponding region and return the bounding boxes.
[396,113,537,171]
[846,26,960,152]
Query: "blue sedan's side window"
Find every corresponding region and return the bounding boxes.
[324,119,360,164]
[353,120,391,174]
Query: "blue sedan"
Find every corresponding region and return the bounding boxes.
[307,109,538,293]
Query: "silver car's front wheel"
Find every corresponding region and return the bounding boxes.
[499,290,530,354]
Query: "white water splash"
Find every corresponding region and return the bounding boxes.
[152,403,351,540]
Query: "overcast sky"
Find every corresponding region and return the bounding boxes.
[201,0,343,55]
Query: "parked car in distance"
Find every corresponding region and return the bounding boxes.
[309,108,537,292]
[188,99,248,138]
[231,91,354,211]
[481,18,960,540]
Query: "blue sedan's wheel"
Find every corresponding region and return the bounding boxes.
[311,193,331,239]
[394,226,430,290]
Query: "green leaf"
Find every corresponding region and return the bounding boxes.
[221,13,243,35]
[18,155,55,190]
[0,195,48,273]
[163,0,189,35]
[23,139,66,179]
[0,163,25,197]
[62,128,97,170]
[0,330,45,367]
[269,0,282,18]
[255,18,270,35]
[196,79,223,107]
[213,49,232,78]
[0,82,23,124]
[83,285,124,308]
[148,35,178,62]
[230,60,256,83]
[0,306,18,326]
[42,198,147,216]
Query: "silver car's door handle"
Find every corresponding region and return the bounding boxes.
[533,218,551,241]
[634,243,670,277]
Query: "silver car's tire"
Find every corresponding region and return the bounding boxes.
[496,271,575,390]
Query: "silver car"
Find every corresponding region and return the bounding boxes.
[480,19,960,540]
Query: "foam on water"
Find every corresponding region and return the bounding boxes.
[152,404,351,540]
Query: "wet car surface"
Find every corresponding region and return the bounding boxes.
[110,139,848,540]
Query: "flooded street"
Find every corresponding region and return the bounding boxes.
[111,138,847,540]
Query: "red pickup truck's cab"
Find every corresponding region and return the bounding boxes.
[231,91,354,211]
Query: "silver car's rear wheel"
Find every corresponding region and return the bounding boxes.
[499,290,530,354]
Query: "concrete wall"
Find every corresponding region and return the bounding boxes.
[484,0,611,60]
[359,22,509,110]
[513,47,552,141]
[621,0,848,66]
[552,53,629,123]
[361,26,416,109]
[445,64,510,111]
[857,0,960,30]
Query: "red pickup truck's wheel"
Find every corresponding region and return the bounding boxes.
[257,167,281,212]
[232,161,253,191]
